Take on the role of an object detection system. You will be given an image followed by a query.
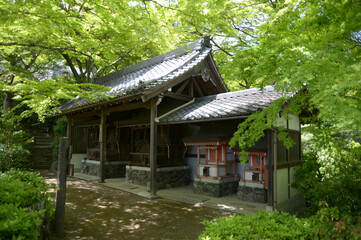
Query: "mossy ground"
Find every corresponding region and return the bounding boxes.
[38,170,230,240]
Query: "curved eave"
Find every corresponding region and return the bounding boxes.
[48,93,143,118]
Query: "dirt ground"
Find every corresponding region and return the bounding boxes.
[38,170,231,240]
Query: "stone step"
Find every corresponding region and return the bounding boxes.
[33,164,52,169]
[32,157,53,163]
[33,139,53,143]
[32,145,52,149]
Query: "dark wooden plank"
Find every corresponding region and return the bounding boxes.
[99,109,107,183]
[67,116,72,149]
[107,101,147,113]
[149,98,158,197]
[267,130,273,207]
[273,130,278,209]
[192,78,204,97]
[163,91,193,101]
[175,79,190,94]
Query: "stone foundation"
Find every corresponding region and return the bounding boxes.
[238,183,267,203]
[81,159,130,178]
[125,165,191,189]
[193,176,240,198]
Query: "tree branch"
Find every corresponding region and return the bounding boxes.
[94,49,134,77]
[24,51,41,70]
[210,38,234,56]
[62,53,81,82]
[0,42,92,58]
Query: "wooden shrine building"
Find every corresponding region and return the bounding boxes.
[54,38,303,211]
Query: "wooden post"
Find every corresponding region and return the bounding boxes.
[54,137,69,235]
[150,98,158,197]
[99,109,107,183]
[190,80,194,98]
[67,117,72,148]
[273,130,278,209]
[267,130,273,206]
[66,117,74,176]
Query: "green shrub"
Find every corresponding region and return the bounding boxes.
[51,116,68,159]
[0,170,54,239]
[0,204,44,240]
[311,203,361,239]
[0,170,50,208]
[292,152,361,216]
[199,211,316,240]
[0,113,32,172]
[294,127,361,217]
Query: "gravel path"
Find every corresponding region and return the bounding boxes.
[39,170,231,240]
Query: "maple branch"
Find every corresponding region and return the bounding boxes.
[0,42,92,58]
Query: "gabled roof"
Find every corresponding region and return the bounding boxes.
[157,85,289,124]
[59,38,227,114]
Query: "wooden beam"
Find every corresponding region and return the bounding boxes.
[175,79,190,94]
[107,101,147,113]
[67,116,72,149]
[267,130,273,206]
[273,130,278,209]
[163,91,193,102]
[149,98,158,198]
[141,61,207,102]
[69,110,100,119]
[190,80,194,98]
[73,116,99,125]
[206,55,228,92]
[99,109,107,183]
[192,78,204,97]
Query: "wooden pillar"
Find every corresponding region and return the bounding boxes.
[190,80,194,98]
[66,116,72,160]
[66,116,73,176]
[150,98,158,197]
[267,130,273,206]
[273,130,278,209]
[99,109,107,183]
[54,137,69,235]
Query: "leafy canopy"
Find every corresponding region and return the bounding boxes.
[0,0,191,119]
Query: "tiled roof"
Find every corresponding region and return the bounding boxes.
[157,85,290,123]
[59,39,213,113]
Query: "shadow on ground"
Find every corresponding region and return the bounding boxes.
[39,170,231,240]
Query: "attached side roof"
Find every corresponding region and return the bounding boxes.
[157,85,290,124]
[59,38,228,115]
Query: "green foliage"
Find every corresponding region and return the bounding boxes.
[0,204,44,240]
[199,211,316,240]
[1,76,111,121]
[51,117,68,159]
[0,113,32,172]
[0,170,54,240]
[0,0,188,120]
[0,170,50,207]
[311,204,361,240]
[229,97,297,163]
[292,126,361,216]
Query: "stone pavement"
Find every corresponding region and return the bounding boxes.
[74,173,269,215]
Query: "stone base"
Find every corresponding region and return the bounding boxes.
[238,185,267,203]
[125,165,191,189]
[81,160,130,179]
[193,177,240,198]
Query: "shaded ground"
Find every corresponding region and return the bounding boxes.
[39,170,231,240]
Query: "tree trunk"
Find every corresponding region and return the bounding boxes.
[3,92,12,112]
[2,75,14,112]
